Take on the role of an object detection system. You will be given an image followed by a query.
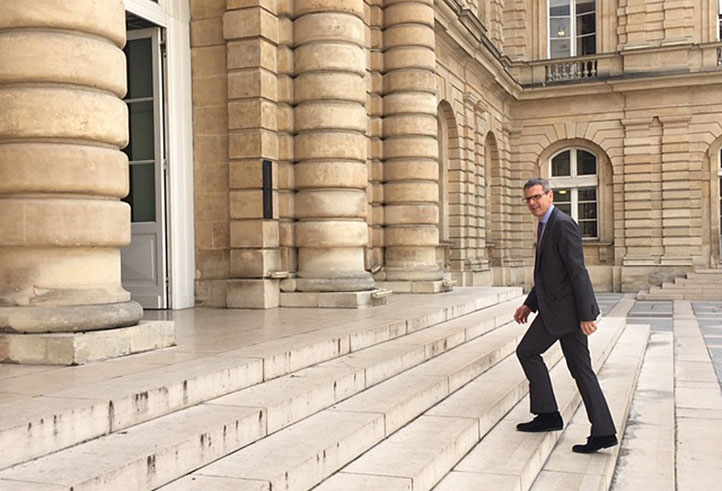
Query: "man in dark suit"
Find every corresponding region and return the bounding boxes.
[513,177,617,453]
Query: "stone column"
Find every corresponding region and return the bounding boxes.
[382,0,443,282]
[0,0,142,332]
[292,0,374,292]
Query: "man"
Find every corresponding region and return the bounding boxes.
[513,177,617,454]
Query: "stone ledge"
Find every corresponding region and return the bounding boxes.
[377,280,455,294]
[280,289,391,308]
[0,320,175,365]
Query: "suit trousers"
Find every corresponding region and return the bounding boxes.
[516,315,616,436]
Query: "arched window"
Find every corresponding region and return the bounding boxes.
[548,0,596,58]
[549,148,598,238]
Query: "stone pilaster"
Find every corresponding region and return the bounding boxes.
[488,0,504,49]
[662,0,695,45]
[619,0,663,49]
[620,117,665,290]
[0,0,142,332]
[660,116,699,264]
[224,1,281,308]
[292,0,374,292]
[382,0,443,282]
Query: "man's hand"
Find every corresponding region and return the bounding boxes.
[514,304,532,324]
[581,320,597,336]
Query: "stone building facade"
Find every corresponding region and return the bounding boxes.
[1,0,722,351]
[192,0,722,307]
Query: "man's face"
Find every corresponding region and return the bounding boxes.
[524,184,553,218]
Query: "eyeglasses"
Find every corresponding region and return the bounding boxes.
[522,192,548,204]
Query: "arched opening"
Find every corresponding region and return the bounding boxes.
[484,131,502,268]
[437,101,463,275]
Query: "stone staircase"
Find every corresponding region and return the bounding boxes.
[637,268,722,300]
[0,289,650,491]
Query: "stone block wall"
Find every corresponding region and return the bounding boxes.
[190,0,231,306]
[185,0,722,304]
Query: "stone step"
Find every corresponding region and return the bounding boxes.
[675,276,722,285]
[657,282,722,291]
[0,294,525,489]
[638,291,722,301]
[671,301,722,490]
[529,324,650,490]
[316,317,626,491]
[0,288,521,471]
[690,269,722,276]
[160,317,529,490]
[432,317,627,491]
[610,330,675,490]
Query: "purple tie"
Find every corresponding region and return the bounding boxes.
[537,221,543,250]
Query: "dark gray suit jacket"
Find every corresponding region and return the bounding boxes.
[524,207,600,336]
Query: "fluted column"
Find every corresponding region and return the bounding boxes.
[292,0,374,292]
[0,0,141,332]
[382,0,443,281]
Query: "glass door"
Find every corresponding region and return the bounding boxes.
[121,27,168,308]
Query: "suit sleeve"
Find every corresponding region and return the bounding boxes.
[524,286,538,312]
[557,218,600,321]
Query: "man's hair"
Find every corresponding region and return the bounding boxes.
[524,177,552,193]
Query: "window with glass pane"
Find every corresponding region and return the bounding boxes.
[122,37,157,223]
[549,147,599,238]
[555,188,572,216]
[552,150,571,176]
[719,0,722,40]
[549,0,596,58]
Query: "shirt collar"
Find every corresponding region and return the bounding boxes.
[540,204,555,225]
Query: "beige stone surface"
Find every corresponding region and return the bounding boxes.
[0,405,266,490]
[164,476,269,490]
[0,320,174,365]
[344,415,478,491]
[315,473,412,491]
[191,410,385,491]
[435,471,521,491]
[209,365,365,433]
[612,331,675,491]
[319,342,427,387]
[332,374,449,435]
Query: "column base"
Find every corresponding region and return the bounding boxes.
[0,320,175,365]
[226,279,280,309]
[292,275,376,293]
[376,279,455,294]
[0,301,143,334]
[381,268,445,282]
[280,289,392,308]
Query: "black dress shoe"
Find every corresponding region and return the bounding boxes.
[572,434,618,453]
[516,411,563,432]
